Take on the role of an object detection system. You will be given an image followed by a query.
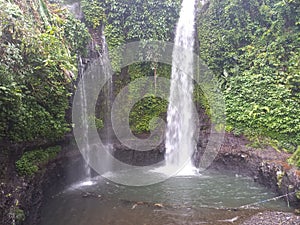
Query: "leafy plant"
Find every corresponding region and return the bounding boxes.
[129,95,168,134]
[62,14,90,55]
[88,116,104,129]
[15,207,25,223]
[98,0,181,70]
[16,146,61,176]
[0,0,89,143]
[288,146,300,168]
[197,0,300,151]
[81,0,105,29]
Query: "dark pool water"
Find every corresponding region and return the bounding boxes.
[40,169,291,225]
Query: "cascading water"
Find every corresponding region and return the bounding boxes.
[101,27,113,145]
[75,26,113,186]
[165,0,197,175]
[78,56,92,183]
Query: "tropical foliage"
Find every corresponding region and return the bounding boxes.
[92,0,181,134]
[197,0,300,152]
[16,146,61,176]
[0,0,89,142]
[2,0,299,166]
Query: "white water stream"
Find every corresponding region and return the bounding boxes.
[165,0,198,175]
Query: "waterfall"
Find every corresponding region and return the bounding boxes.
[165,0,197,175]
[78,56,92,181]
[75,36,114,186]
[101,26,113,145]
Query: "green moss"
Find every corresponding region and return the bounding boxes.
[16,146,61,176]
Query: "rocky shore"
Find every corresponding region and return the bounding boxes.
[242,211,300,225]
[207,133,300,207]
[0,143,85,225]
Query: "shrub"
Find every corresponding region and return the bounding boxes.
[16,146,61,176]
[288,146,300,168]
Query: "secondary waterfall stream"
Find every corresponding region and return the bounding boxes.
[165,0,197,175]
[78,56,92,183]
[76,27,113,185]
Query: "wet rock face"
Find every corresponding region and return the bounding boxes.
[112,142,165,166]
[197,132,300,207]
[0,165,54,225]
[191,108,300,206]
[258,161,300,205]
[66,2,83,20]
[0,144,87,225]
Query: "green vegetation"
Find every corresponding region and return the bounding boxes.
[16,146,61,176]
[99,0,181,70]
[93,0,181,134]
[288,146,300,168]
[0,0,89,143]
[101,0,180,44]
[9,199,26,224]
[81,0,105,29]
[1,0,299,168]
[14,207,25,223]
[130,95,168,134]
[126,63,170,133]
[296,190,300,200]
[197,0,300,152]
[89,115,104,129]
